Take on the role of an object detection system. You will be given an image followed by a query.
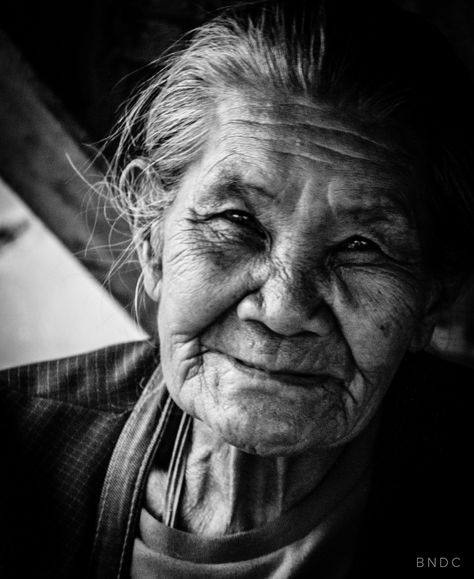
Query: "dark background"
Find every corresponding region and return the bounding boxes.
[3,0,474,143]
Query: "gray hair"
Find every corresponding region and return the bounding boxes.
[109,0,474,288]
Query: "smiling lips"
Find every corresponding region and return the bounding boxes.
[207,346,345,388]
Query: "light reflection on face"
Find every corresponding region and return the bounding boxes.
[145,95,437,456]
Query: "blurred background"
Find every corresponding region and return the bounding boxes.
[0,0,473,368]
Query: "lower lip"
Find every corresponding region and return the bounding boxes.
[219,352,334,388]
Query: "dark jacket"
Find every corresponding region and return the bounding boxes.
[0,341,472,578]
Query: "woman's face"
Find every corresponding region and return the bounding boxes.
[144,95,437,456]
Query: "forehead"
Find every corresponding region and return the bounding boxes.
[187,93,417,220]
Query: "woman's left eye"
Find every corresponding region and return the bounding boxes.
[339,236,380,252]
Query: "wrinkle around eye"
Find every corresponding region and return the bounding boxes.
[186,211,268,253]
[163,224,263,280]
[329,261,424,296]
[329,233,423,269]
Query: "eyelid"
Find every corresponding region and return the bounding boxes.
[197,198,249,213]
[220,208,252,221]
[333,234,419,267]
[337,235,381,251]
[220,208,264,229]
[217,208,269,242]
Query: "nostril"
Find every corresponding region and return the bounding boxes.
[308,303,336,337]
[237,287,335,337]
[236,292,262,322]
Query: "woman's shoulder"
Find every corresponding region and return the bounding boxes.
[0,339,160,412]
[0,340,160,576]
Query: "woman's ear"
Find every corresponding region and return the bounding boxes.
[409,305,440,352]
[121,158,165,303]
[409,279,461,352]
[135,232,162,302]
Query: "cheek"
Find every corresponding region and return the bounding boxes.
[158,221,260,338]
[158,221,262,403]
[332,269,423,373]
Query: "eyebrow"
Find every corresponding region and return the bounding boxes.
[327,178,413,226]
[199,175,275,206]
[336,203,413,227]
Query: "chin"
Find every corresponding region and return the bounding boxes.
[222,433,308,457]
[202,408,347,457]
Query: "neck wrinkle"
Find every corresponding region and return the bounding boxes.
[177,419,345,536]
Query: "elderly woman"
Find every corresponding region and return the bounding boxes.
[1,0,473,577]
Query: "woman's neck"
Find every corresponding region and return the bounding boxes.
[175,420,343,536]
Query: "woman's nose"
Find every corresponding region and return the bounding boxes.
[236,269,336,337]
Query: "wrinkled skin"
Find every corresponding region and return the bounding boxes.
[142,95,439,457]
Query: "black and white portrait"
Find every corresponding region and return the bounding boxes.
[1,1,473,577]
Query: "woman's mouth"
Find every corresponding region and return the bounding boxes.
[210,349,340,388]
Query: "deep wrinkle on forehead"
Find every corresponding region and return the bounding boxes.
[215,96,410,168]
[210,98,416,204]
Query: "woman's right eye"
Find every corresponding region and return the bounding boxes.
[219,209,254,226]
[215,210,267,240]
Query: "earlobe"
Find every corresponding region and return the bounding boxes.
[409,316,438,352]
[409,286,444,352]
[136,237,162,302]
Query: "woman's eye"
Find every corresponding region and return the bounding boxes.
[339,236,380,252]
[213,209,267,243]
[220,209,266,234]
[220,210,253,226]
[329,236,383,269]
